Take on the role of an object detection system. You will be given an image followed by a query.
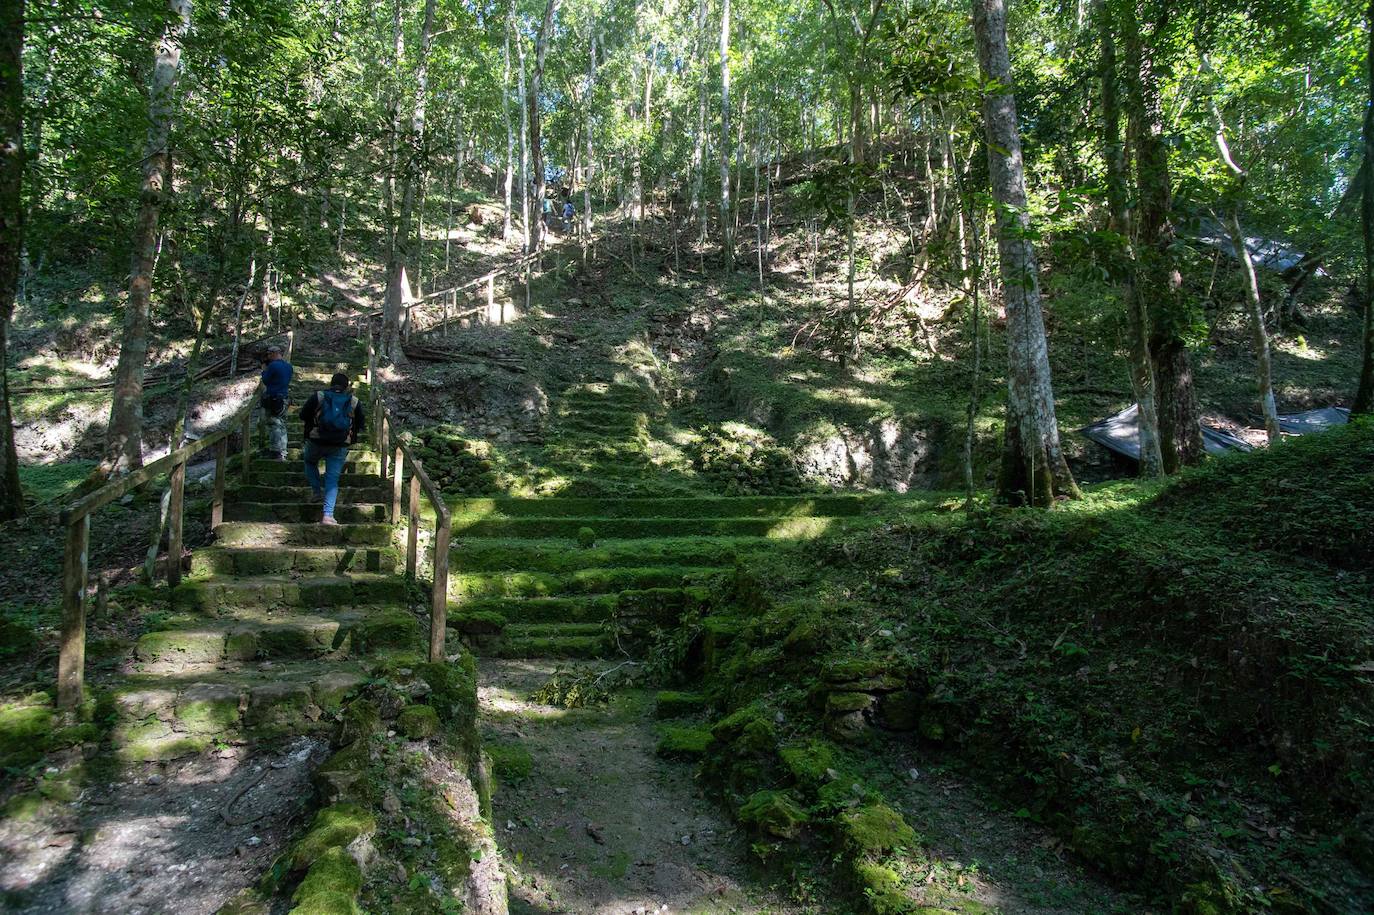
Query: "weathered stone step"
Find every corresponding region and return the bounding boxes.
[214,521,393,547]
[172,572,408,610]
[110,662,369,761]
[495,626,611,659]
[133,606,421,672]
[236,485,389,504]
[553,414,647,435]
[223,502,388,523]
[450,566,717,600]
[456,585,704,624]
[451,515,834,540]
[191,545,397,576]
[253,452,379,471]
[449,536,765,572]
[448,495,869,520]
[251,470,383,488]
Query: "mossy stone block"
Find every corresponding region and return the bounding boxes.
[176,683,241,736]
[737,789,808,839]
[487,742,534,782]
[577,526,597,548]
[293,846,362,904]
[779,740,841,788]
[135,630,226,665]
[352,611,421,654]
[451,610,506,635]
[654,691,706,719]
[655,726,712,760]
[288,803,377,871]
[313,671,366,714]
[313,741,374,805]
[246,680,315,738]
[339,699,383,744]
[398,704,440,739]
[851,860,910,915]
[841,804,917,856]
[874,689,923,731]
[287,891,361,915]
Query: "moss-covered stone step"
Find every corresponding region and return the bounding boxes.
[449,536,766,572]
[109,664,368,761]
[284,432,375,446]
[236,485,389,504]
[495,626,611,659]
[448,495,870,520]
[451,514,836,540]
[214,521,393,547]
[450,565,718,600]
[224,502,388,523]
[250,469,384,488]
[457,586,703,625]
[171,572,408,609]
[133,607,421,672]
[255,451,378,470]
[191,545,397,576]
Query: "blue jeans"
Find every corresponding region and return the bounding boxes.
[303,440,349,517]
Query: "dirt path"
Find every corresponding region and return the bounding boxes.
[0,737,326,914]
[479,660,823,915]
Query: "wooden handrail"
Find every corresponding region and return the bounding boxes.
[416,251,539,302]
[55,330,294,708]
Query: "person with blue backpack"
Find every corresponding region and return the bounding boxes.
[299,372,366,525]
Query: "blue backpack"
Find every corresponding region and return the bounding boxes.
[312,390,357,445]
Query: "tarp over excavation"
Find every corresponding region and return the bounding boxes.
[1195,218,1329,276]
[1277,406,1350,435]
[1080,405,1252,462]
[1081,404,1352,462]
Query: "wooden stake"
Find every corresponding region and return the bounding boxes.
[391,444,405,524]
[406,473,420,580]
[57,515,91,709]
[429,517,451,662]
[167,458,185,587]
[211,439,227,528]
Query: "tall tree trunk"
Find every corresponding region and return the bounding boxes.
[0,0,24,520]
[96,0,192,481]
[1097,0,1163,475]
[1122,4,1203,471]
[583,17,597,251]
[383,0,435,362]
[380,0,406,362]
[972,0,1079,506]
[529,0,559,256]
[1354,0,1374,414]
[517,19,530,251]
[502,0,515,240]
[690,0,709,243]
[718,0,734,267]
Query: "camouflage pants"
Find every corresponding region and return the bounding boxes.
[261,409,288,456]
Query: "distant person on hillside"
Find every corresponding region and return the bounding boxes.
[259,344,293,461]
[561,199,576,233]
[299,372,366,526]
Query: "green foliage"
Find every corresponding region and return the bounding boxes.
[690,430,807,496]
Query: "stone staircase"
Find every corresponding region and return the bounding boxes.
[108,343,424,762]
[446,374,880,660]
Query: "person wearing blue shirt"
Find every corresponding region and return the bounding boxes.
[259,344,293,461]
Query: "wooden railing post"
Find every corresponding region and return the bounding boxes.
[241,411,253,484]
[430,513,451,662]
[366,328,376,386]
[442,291,450,338]
[57,514,91,709]
[166,457,186,587]
[211,439,227,528]
[391,444,405,524]
[406,474,420,580]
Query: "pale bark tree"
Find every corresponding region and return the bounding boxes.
[1096,0,1163,475]
[96,0,192,480]
[528,0,560,255]
[382,0,436,363]
[502,0,515,239]
[517,17,530,251]
[718,0,734,266]
[1121,3,1204,471]
[971,0,1080,506]
[1202,53,1280,441]
[1354,0,1374,414]
[0,0,23,520]
[583,14,597,249]
[690,0,709,246]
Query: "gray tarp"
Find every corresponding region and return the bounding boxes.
[1080,405,1252,462]
[1277,406,1350,435]
[1196,218,1329,276]
[1081,404,1351,463]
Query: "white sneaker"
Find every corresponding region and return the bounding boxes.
[321,514,339,526]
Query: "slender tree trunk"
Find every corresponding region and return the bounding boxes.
[690,0,708,242]
[518,22,530,251]
[0,0,24,520]
[96,0,192,480]
[1122,4,1203,471]
[380,0,406,361]
[503,1,515,240]
[1097,0,1163,475]
[1354,0,1374,414]
[583,17,596,253]
[972,0,1079,506]
[719,0,734,267]
[529,0,559,256]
